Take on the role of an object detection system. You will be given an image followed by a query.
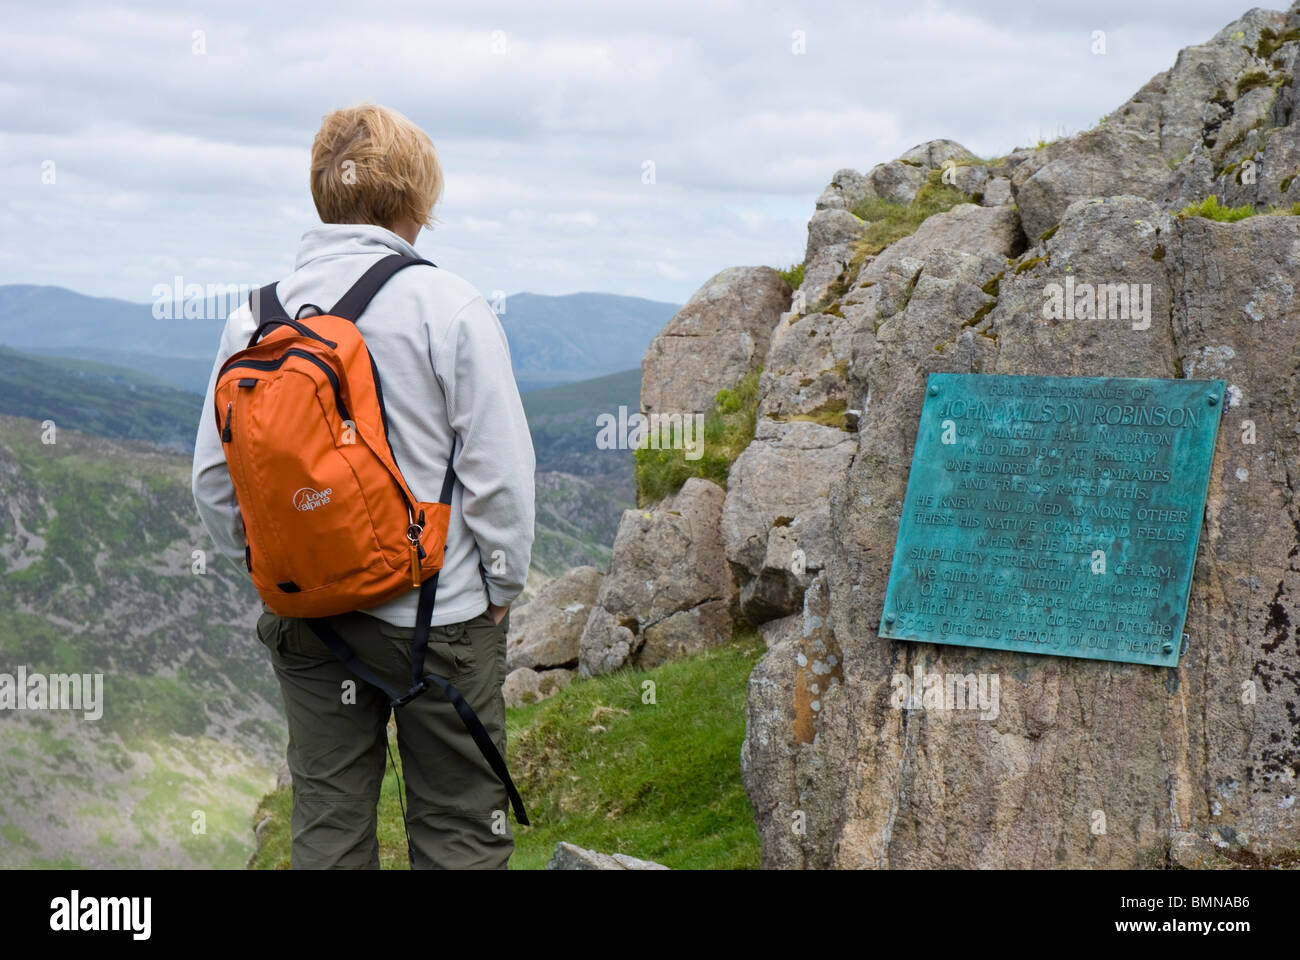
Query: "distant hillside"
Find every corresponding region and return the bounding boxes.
[0,345,640,584]
[499,292,676,387]
[0,413,281,867]
[0,358,643,864]
[522,368,640,477]
[520,369,640,578]
[0,348,202,452]
[0,284,676,394]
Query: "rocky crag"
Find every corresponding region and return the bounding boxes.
[510,5,1300,868]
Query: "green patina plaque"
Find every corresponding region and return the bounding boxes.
[879,374,1225,667]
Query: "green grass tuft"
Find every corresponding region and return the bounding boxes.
[850,169,973,259]
[1176,194,1300,222]
[1236,71,1278,96]
[633,368,760,505]
[1014,254,1049,274]
[775,263,804,290]
[1256,26,1300,60]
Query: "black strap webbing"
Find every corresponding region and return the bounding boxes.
[249,283,287,324]
[303,576,528,826]
[329,254,435,322]
[298,444,525,825]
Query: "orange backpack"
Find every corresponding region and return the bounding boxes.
[215,254,527,826]
[216,254,447,618]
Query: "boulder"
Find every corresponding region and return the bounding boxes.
[868,159,927,205]
[579,478,736,675]
[804,208,862,263]
[640,267,790,417]
[898,138,979,170]
[502,666,575,708]
[980,176,1012,206]
[545,841,669,870]
[865,203,1023,278]
[815,168,876,212]
[506,565,602,671]
[867,139,979,205]
[1011,126,1173,241]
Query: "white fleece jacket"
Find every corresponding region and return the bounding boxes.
[191,224,535,627]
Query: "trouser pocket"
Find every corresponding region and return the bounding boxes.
[377,617,477,680]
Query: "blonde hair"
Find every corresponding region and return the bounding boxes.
[310,103,443,229]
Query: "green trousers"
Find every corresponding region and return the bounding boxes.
[256,604,513,869]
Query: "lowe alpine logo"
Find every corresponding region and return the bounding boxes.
[293,487,333,512]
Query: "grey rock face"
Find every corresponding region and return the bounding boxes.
[1010,7,1300,239]
[867,203,1023,277]
[980,176,1013,206]
[815,168,876,211]
[740,573,841,868]
[733,202,1021,631]
[745,191,1300,868]
[578,478,736,675]
[506,565,602,671]
[640,266,790,417]
[721,419,856,623]
[1011,126,1171,241]
[796,244,853,308]
[804,208,863,263]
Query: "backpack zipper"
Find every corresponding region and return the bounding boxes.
[222,349,348,421]
[221,401,233,442]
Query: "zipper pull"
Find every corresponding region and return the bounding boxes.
[406,514,424,588]
[221,401,233,442]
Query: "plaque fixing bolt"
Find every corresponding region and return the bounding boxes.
[1207,393,1218,406]
[1162,640,1174,653]
[928,384,938,396]
[883,612,894,624]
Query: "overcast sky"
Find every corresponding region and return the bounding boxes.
[0,0,1253,306]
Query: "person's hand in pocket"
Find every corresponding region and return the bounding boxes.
[488,602,509,625]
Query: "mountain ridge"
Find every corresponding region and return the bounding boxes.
[0,284,677,394]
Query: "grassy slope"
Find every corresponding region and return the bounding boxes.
[0,414,283,868]
[0,347,203,452]
[250,631,766,870]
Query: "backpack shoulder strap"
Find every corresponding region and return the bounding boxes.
[329,253,436,322]
[249,282,288,323]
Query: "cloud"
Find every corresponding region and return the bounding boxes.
[0,0,1248,304]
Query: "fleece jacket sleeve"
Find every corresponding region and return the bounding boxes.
[432,295,537,606]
